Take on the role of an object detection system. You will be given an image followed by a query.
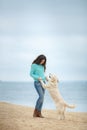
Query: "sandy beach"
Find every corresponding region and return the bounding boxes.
[0,102,87,130]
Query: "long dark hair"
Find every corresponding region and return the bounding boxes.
[32,54,47,71]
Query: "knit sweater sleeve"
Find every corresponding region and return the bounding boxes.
[30,64,39,80]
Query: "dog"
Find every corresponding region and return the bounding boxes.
[39,74,75,120]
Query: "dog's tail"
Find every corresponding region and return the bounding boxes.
[65,103,76,109]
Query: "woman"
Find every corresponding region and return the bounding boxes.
[30,54,47,118]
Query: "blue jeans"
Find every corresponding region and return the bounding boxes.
[34,81,45,111]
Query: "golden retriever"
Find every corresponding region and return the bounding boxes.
[39,74,75,120]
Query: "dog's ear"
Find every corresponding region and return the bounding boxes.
[53,75,59,83]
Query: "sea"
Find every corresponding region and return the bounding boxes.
[0,81,87,112]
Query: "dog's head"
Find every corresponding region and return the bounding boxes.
[48,74,59,83]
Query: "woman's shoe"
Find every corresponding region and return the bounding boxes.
[33,109,39,117]
[33,109,44,118]
[38,111,44,118]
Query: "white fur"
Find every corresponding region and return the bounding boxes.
[40,74,75,120]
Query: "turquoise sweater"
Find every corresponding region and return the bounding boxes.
[30,63,46,81]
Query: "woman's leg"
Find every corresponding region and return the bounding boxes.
[34,81,45,111]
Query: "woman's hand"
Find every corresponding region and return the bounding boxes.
[38,77,42,81]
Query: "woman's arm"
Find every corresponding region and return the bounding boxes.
[30,64,39,80]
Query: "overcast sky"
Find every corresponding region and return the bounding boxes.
[0,0,87,81]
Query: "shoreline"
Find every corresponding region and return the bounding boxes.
[0,102,87,130]
[0,101,86,112]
